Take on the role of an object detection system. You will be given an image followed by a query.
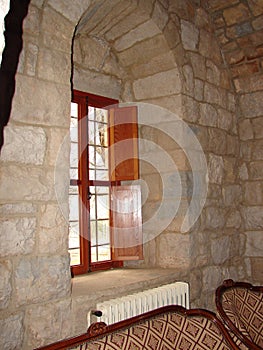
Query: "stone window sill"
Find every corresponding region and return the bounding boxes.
[71,267,184,301]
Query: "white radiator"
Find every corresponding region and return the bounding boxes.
[87,282,189,327]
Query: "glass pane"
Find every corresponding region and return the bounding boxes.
[89,145,95,169]
[69,185,78,195]
[69,222,80,248]
[95,122,108,147]
[95,169,109,181]
[90,220,97,246]
[70,118,78,142]
[69,248,80,265]
[71,102,78,118]
[91,246,97,262]
[70,142,78,168]
[97,220,110,245]
[96,108,108,123]
[97,195,109,219]
[88,119,95,145]
[88,106,95,120]
[70,168,78,179]
[96,186,109,195]
[69,194,79,221]
[97,245,111,261]
[96,146,108,169]
[89,195,96,220]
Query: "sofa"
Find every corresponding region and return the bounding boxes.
[216,279,263,350]
[35,305,239,350]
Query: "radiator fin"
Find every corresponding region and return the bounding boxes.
[88,282,189,327]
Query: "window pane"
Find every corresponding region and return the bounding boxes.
[89,195,96,220]
[69,194,79,221]
[90,220,97,246]
[95,169,109,181]
[70,168,78,179]
[70,118,78,142]
[98,245,111,261]
[97,220,110,245]
[91,246,97,262]
[70,142,78,168]
[69,222,79,248]
[69,248,80,265]
[97,195,109,219]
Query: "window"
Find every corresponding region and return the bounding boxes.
[69,90,143,275]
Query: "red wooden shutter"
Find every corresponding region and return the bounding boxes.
[108,106,139,181]
[111,185,143,261]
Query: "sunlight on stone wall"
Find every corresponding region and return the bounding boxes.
[0,0,9,65]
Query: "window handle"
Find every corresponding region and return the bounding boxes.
[87,191,92,200]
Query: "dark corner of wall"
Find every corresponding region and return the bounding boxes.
[0,0,30,152]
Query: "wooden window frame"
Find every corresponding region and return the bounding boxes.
[70,90,142,276]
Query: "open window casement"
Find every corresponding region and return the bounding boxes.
[108,106,139,181]
[111,185,143,261]
[108,105,143,261]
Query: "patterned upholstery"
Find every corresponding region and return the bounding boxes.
[75,311,236,350]
[216,279,263,350]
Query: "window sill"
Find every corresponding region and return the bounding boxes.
[71,267,184,301]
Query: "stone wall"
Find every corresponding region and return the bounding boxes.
[207,0,263,285]
[0,0,262,348]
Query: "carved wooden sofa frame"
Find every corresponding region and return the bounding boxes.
[35,305,239,350]
[216,279,263,350]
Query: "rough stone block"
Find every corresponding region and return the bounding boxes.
[252,117,263,139]
[0,313,24,350]
[38,49,71,84]
[23,4,41,35]
[0,203,37,215]
[217,108,233,131]
[0,165,55,202]
[249,161,263,180]
[12,75,71,127]
[226,210,242,228]
[1,125,46,165]
[202,266,222,292]
[25,299,72,348]
[240,91,263,118]
[208,154,224,184]
[48,0,90,23]
[242,206,263,230]
[205,207,225,229]
[244,181,262,205]
[199,103,218,127]
[223,184,242,206]
[245,231,263,256]
[0,218,36,257]
[105,7,148,41]
[211,236,230,264]
[157,232,190,268]
[181,20,199,51]
[42,6,74,52]
[118,35,168,67]
[14,255,71,306]
[0,260,12,309]
[133,68,182,100]
[206,60,220,85]
[39,204,68,254]
[130,51,176,80]
[114,20,160,52]
[73,67,121,100]
[239,119,254,140]
[223,3,250,26]
[189,52,206,80]
[25,42,39,76]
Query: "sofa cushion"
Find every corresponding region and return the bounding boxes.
[216,279,263,350]
[82,311,236,350]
